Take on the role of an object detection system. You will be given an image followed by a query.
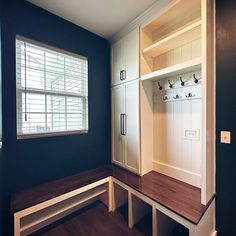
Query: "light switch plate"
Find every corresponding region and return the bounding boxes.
[184,129,200,141]
[220,131,231,144]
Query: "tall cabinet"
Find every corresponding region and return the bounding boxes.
[111,0,215,206]
[111,27,140,174]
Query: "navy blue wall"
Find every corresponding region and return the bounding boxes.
[216,0,236,235]
[1,0,110,234]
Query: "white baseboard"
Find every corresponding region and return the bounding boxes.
[152,161,201,187]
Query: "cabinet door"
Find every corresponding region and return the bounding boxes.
[111,39,125,86]
[112,85,125,165]
[124,80,140,173]
[124,27,139,82]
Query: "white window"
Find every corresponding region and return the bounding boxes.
[16,36,88,138]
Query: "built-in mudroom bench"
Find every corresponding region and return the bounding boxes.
[11,165,215,236]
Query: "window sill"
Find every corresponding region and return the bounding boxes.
[17,130,88,140]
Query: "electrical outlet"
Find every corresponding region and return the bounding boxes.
[221,131,231,144]
[184,129,200,141]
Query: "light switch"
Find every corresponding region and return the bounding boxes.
[220,131,231,144]
[184,129,200,141]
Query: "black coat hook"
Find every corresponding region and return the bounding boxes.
[180,77,185,86]
[168,80,173,88]
[193,74,199,84]
[173,94,180,99]
[158,81,162,90]
[163,95,169,101]
[186,93,193,98]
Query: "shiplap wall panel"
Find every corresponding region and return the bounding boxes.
[153,69,202,187]
[153,38,201,71]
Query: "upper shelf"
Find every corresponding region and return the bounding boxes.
[143,20,202,58]
[141,57,202,81]
[143,0,201,33]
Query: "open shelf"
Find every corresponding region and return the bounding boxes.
[20,184,108,235]
[143,20,201,58]
[144,0,201,34]
[141,57,201,81]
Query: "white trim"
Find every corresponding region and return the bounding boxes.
[16,35,87,60]
[153,161,201,187]
[109,0,174,44]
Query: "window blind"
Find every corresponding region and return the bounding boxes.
[16,37,88,138]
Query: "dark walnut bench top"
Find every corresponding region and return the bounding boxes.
[11,165,214,225]
[112,165,215,225]
[11,166,112,214]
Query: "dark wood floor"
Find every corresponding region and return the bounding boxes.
[30,201,147,236]
[30,201,188,236]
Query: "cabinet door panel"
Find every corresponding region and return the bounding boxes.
[112,86,125,165]
[124,80,140,173]
[125,28,139,81]
[112,39,125,86]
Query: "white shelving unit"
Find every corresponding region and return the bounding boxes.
[140,0,215,206]
[143,20,202,58]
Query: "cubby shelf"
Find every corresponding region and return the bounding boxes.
[144,0,201,33]
[143,20,202,58]
[141,57,202,81]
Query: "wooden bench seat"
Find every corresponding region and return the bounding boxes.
[11,165,215,236]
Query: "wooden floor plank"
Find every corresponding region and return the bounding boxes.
[30,202,145,236]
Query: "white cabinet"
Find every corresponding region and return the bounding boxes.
[111,27,139,86]
[112,80,140,174]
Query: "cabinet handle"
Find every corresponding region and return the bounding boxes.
[120,113,126,135]
[123,113,126,135]
[120,70,126,81]
[122,70,126,80]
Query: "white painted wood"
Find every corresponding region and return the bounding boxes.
[152,206,157,236]
[129,193,151,228]
[111,39,125,86]
[125,28,139,81]
[152,71,202,187]
[20,190,106,235]
[140,80,153,175]
[141,57,202,81]
[112,177,215,235]
[189,200,215,236]
[111,27,139,86]
[142,0,201,32]
[153,161,201,187]
[112,182,128,211]
[109,0,173,44]
[14,177,111,236]
[108,178,114,212]
[143,20,202,58]
[200,0,216,205]
[112,81,140,174]
[14,214,21,236]
[124,80,140,173]
[155,209,177,236]
[112,177,193,229]
[112,85,125,165]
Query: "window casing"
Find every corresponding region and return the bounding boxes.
[16,37,88,138]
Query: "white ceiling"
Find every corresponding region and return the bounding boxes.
[27,0,157,39]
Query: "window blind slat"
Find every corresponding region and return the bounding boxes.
[16,38,88,138]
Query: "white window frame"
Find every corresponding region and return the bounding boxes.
[16,36,89,139]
